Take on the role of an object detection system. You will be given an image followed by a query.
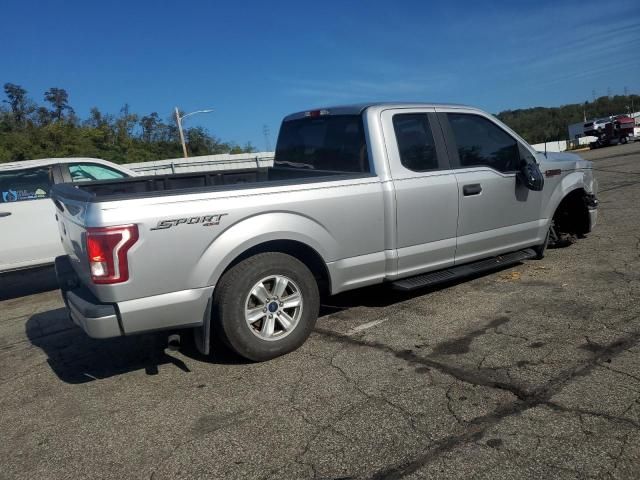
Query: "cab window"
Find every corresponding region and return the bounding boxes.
[0,167,52,203]
[68,163,127,182]
[447,113,521,173]
[275,115,369,173]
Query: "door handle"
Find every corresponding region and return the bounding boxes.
[463,184,482,196]
[0,212,11,218]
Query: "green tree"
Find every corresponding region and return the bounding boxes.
[111,104,138,147]
[140,112,160,142]
[1,81,266,163]
[44,87,73,122]
[3,83,31,126]
[497,94,640,144]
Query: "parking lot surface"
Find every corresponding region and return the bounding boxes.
[1,143,639,479]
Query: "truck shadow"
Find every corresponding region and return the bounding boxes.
[26,263,524,384]
[320,284,415,316]
[316,265,520,316]
[0,266,59,301]
[25,308,244,384]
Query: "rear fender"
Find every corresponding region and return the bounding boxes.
[192,212,337,288]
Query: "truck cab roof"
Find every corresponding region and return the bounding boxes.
[283,102,473,121]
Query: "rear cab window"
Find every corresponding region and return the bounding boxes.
[0,167,53,203]
[275,114,370,173]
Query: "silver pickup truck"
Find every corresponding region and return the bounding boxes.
[52,103,598,361]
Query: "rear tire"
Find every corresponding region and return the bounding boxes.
[212,252,320,362]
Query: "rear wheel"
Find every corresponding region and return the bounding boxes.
[213,252,320,361]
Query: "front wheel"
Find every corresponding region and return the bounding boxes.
[213,252,320,361]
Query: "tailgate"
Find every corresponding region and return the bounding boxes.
[50,184,93,284]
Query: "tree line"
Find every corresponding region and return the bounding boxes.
[496,94,639,144]
[0,83,255,164]
[2,82,638,163]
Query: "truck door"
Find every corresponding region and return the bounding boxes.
[381,108,459,278]
[0,165,62,271]
[435,109,545,264]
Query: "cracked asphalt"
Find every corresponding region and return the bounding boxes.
[1,143,640,479]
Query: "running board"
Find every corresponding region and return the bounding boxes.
[391,248,536,291]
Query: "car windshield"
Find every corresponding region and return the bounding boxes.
[68,163,127,182]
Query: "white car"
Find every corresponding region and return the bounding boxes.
[583,118,610,135]
[0,157,136,273]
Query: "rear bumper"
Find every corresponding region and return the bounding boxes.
[65,289,122,338]
[55,255,213,339]
[55,255,121,339]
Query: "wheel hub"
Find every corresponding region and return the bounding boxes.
[244,275,304,341]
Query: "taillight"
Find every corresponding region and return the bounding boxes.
[86,224,139,284]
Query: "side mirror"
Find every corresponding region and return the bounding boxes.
[517,162,544,191]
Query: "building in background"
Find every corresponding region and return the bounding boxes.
[568,121,586,140]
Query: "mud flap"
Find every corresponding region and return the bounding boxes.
[193,297,212,355]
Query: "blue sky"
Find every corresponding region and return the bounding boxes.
[2,0,639,150]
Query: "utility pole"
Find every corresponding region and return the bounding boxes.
[263,124,272,152]
[174,107,215,159]
[175,107,188,159]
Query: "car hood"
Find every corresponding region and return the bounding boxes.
[539,151,592,171]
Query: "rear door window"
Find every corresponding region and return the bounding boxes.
[68,163,128,182]
[392,114,439,172]
[0,167,52,203]
[275,115,369,173]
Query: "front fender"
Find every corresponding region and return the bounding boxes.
[191,212,337,288]
[544,170,590,220]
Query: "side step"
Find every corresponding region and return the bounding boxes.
[391,248,536,291]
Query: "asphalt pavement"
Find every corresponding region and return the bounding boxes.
[1,143,639,479]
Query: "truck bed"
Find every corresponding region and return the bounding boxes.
[52,165,373,202]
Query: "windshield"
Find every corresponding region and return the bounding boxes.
[275,115,369,173]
